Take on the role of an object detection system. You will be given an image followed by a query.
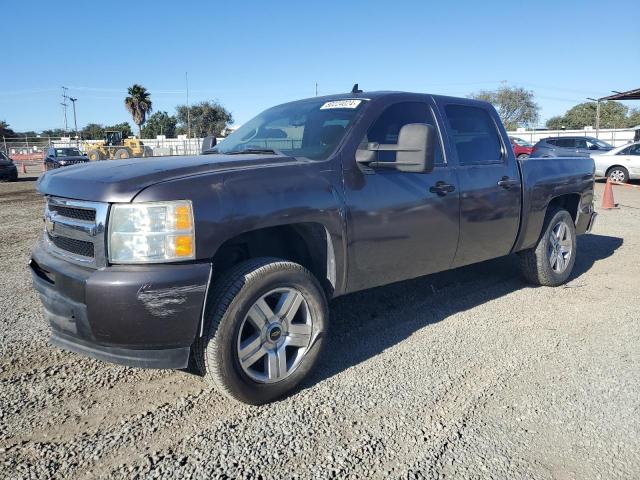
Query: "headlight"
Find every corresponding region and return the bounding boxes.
[108,200,195,263]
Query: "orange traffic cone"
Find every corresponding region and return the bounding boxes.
[601,178,617,209]
[21,162,27,174]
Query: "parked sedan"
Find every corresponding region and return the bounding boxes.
[531,136,614,158]
[591,142,640,183]
[509,137,534,159]
[44,147,89,170]
[0,152,18,182]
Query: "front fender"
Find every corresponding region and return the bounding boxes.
[133,161,348,293]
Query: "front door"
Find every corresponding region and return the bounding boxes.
[343,100,460,293]
[438,102,522,268]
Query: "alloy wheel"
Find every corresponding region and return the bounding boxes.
[236,287,313,383]
[548,221,573,273]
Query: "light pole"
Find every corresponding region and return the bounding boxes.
[69,97,79,142]
[587,97,600,138]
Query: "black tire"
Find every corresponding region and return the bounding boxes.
[606,165,629,184]
[193,257,328,405]
[114,148,130,159]
[517,153,530,159]
[87,150,102,161]
[518,208,577,287]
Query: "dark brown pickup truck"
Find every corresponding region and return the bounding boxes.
[30,91,596,404]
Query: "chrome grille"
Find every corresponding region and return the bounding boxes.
[44,197,109,268]
[48,204,96,222]
[47,233,95,258]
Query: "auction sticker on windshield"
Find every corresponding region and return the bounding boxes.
[320,100,362,110]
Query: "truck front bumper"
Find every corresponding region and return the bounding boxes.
[30,243,211,369]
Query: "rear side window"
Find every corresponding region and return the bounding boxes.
[546,139,557,146]
[444,105,503,164]
[555,138,575,148]
[362,102,444,165]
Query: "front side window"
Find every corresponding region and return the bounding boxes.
[628,144,640,156]
[574,139,588,149]
[588,138,613,149]
[216,99,365,160]
[617,147,630,155]
[360,102,444,165]
[445,104,502,164]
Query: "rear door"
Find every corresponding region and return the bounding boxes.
[438,101,522,268]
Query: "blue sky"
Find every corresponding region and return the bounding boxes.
[2,0,639,132]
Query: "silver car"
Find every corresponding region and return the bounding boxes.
[592,142,640,183]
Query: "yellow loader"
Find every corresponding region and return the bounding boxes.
[84,131,148,161]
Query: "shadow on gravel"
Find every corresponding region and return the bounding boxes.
[304,233,622,388]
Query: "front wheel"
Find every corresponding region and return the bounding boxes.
[517,153,530,160]
[193,258,328,405]
[519,208,577,286]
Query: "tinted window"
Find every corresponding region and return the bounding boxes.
[546,139,557,146]
[575,139,588,149]
[617,147,630,155]
[362,102,444,165]
[555,138,576,148]
[629,144,640,156]
[444,105,502,164]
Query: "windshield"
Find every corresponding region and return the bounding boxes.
[216,99,366,160]
[511,137,533,147]
[55,148,82,157]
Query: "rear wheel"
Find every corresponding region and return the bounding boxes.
[519,208,576,287]
[607,166,629,183]
[114,148,130,159]
[193,258,328,405]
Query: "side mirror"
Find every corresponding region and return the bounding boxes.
[356,123,435,173]
[202,135,217,154]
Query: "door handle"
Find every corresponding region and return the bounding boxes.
[497,176,518,189]
[430,181,456,196]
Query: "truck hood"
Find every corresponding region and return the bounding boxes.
[37,153,298,202]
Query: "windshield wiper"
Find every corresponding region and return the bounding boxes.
[223,148,283,155]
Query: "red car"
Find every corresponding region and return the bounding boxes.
[509,137,534,159]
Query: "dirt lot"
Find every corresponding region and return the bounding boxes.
[1,177,639,479]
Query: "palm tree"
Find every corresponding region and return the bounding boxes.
[124,84,153,138]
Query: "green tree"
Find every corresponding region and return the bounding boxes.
[469,86,539,130]
[626,108,640,128]
[0,121,16,137]
[141,111,177,138]
[41,128,68,138]
[546,101,631,129]
[81,123,105,140]
[176,101,233,137]
[124,84,153,138]
[105,122,133,138]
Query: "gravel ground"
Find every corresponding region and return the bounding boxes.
[1,178,639,479]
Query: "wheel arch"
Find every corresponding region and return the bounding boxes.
[210,222,337,300]
[546,193,581,221]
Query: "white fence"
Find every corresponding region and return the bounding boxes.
[506,127,637,147]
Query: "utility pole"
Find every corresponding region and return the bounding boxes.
[186,72,191,140]
[61,86,69,133]
[69,97,79,141]
[315,82,318,97]
[587,97,601,138]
